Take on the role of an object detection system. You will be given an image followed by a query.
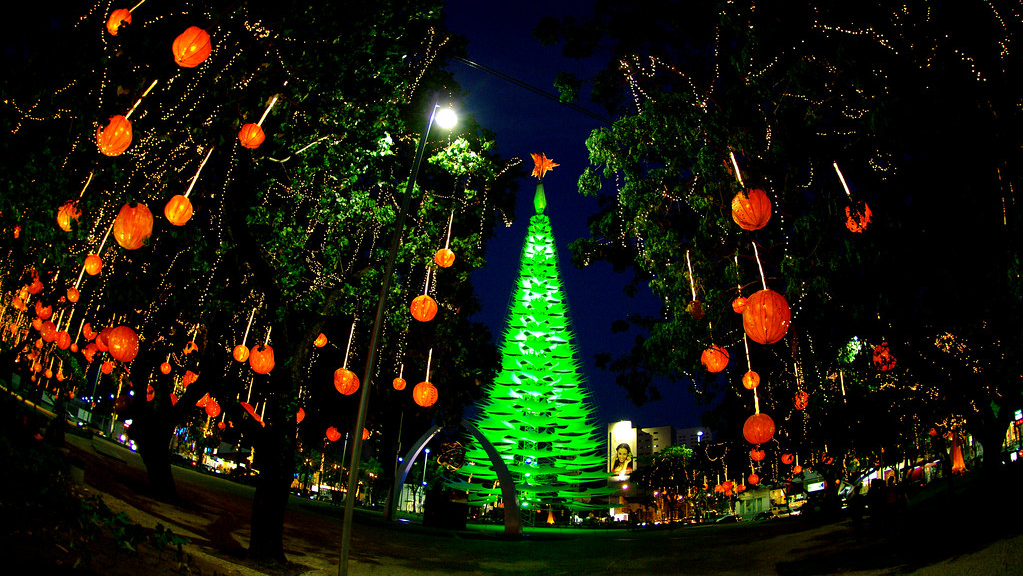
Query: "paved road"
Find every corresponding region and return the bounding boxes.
[66,433,1023,576]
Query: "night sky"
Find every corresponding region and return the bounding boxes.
[442,1,711,431]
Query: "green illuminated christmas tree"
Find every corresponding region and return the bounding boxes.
[453,154,612,512]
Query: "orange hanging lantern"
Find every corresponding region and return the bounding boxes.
[84,254,103,275]
[232,344,250,362]
[41,321,57,342]
[742,412,775,445]
[845,200,872,233]
[172,26,212,68]
[160,361,171,374]
[731,296,747,314]
[101,360,114,374]
[333,367,360,395]
[410,294,438,322]
[326,426,341,442]
[748,473,760,486]
[55,331,71,350]
[106,325,139,363]
[182,370,199,387]
[313,333,327,348]
[218,421,226,430]
[249,343,275,374]
[205,399,221,418]
[731,188,772,231]
[742,289,791,345]
[362,428,370,441]
[164,195,193,226]
[82,323,97,340]
[67,287,80,303]
[872,342,897,371]
[238,123,265,149]
[57,201,80,232]
[434,248,455,268]
[113,202,153,250]
[412,381,438,407]
[750,448,765,461]
[700,345,729,373]
[97,115,133,156]
[781,453,795,465]
[34,301,52,320]
[106,8,131,35]
[392,377,407,391]
[82,343,98,363]
[146,384,155,402]
[296,407,305,423]
[793,390,809,410]
[741,370,760,390]
[792,465,803,475]
[241,402,263,426]
[195,393,210,408]
[183,341,198,355]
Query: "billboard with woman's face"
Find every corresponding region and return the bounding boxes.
[608,421,637,479]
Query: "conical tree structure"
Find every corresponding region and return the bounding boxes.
[453,177,613,512]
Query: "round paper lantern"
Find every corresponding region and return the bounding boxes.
[296,407,305,423]
[70,343,79,353]
[872,342,896,371]
[146,384,155,402]
[82,343,98,363]
[11,296,25,311]
[205,399,221,418]
[410,294,438,322]
[41,321,57,342]
[55,331,71,350]
[106,325,139,363]
[742,289,791,345]
[82,323,97,340]
[182,370,199,387]
[67,287,80,303]
[741,370,760,390]
[113,202,153,250]
[164,195,193,226]
[845,200,872,233]
[742,412,775,445]
[32,317,43,331]
[412,381,438,407]
[781,453,795,465]
[101,360,114,374]
[750,448,765,461]
[820,454,834,465]
[333,368,360,395]
[232,344,250,362]
[361,428,370,441]
[57,201,80,232]
[84,254,103,275]
[731,188,772,231]
[172,26,212,68]
[748,473,760,486]
[392,377,407,391]
[218,421,226,430]
[793,390,809,410]
[238,123,265,149]
[700,345,729,373]
[313,333,327,348]
[731,296,747,314]
[160,361,171,374]
[249,343,275,374]
[434,248,455,268]
[326,426,341,442]
[687,300,704,320]
[27,272,43,294]
[106,8,131,35]
[34,301,52,320]
[97,115,132,156]
[792,465,803,475]
[183,341,198,355]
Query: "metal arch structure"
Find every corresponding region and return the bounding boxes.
[383,419,521,535]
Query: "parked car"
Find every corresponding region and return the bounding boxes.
[715,514,741,523]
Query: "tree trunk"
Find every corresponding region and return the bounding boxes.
[248,418,296,562]
[133,411,178,501]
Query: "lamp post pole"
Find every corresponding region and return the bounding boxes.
[337,95,444,576]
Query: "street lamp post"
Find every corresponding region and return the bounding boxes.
[337,95,455,576]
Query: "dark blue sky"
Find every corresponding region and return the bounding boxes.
[443,1,709,430]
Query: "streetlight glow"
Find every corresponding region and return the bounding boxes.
[434,106,457,129]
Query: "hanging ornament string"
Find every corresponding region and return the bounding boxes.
[129,0,147,12]
[424,347,434,382]
[743,333,753,373]
[263,325,272,346]
[184,146,215,199]
[752,242,767,291]
[685,250,697,302]
[257,94,280,128]
[78,171,94,199]
[124,79,159,119]
[241,308,256,347]
[422,267,433,295]
[729,150,745,188]
[442,208,455,250]
[343,321,356,370]
[833,162,852,199]
[76,222,114,289]
[735,253,742,297]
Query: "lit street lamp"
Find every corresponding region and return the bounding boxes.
[337,95,456,576]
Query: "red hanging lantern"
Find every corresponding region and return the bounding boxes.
[182,370,199,387]
[412,381,438,407]
[313,333,327,348]
[326,426,342,442]
[742,289,791,345]
[106,8,131,35]
[845,200,872,233]
[249,343,275,374]
[741,370,760,390]
[183,341,198,355]
[872,342,897,371]
[113,202,153,250]
[410,294,438,322]
[781,453,795,465]
[145,384,155,402]
[82,343,98,363]
[41,321,57,342]
[164,195,193,226]
[195,393,210,408]
[82,323,97,340]
[205,399,221,418]
[296,407,305,423]
[67,287,80,303]
[160,362,171,374]
[84,254,103,276]
[55,331,71,350]
[742,412,775,445]
[731,296,747,314]
[362,428,370,441]
[392,377,407,391]
[238,123,265,149]
[820,454,834,465]
[731,188,772,231]
[101,360,114,374]
[97,115,133,156]
[218,421,226,430]
[434,248,455,268]
[240,402,263,426]
[750,448,765,461]
[34,301,52,320]
[106,325,139,362]
[333,368,360,395]
[232,344,250,362]
[792,465,803,475]
[748,473,760,486]
[172,26,212,68]
[700,345,729,373]
[57,201,80,232]
[793,390,809,410]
